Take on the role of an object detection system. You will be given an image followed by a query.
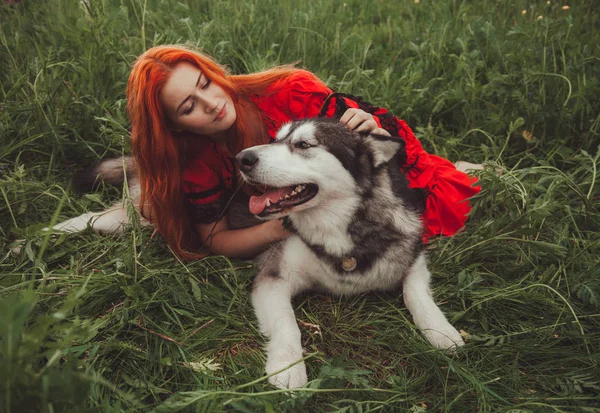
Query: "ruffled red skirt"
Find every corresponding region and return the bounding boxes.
[395,119,480,242]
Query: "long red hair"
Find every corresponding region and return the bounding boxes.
[126,45,301,259]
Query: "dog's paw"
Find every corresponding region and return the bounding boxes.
[266,353,307,389]
[422,325,465,351]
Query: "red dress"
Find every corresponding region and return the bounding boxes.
[183,71,480,242]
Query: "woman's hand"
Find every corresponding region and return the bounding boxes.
[340,108,382,134]
[266,218,292,242]
[371,127,391,137]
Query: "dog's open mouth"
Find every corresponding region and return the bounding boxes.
[249,184,318,216]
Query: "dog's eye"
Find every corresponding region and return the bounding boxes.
[295,141,312,150]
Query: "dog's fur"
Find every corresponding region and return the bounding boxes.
[30,119,465,389]
[237,119,464,388]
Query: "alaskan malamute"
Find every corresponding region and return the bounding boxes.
[237,119,464,389]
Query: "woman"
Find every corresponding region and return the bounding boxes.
[127,45,479,260]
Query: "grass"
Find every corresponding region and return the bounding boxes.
[1,0,599,411]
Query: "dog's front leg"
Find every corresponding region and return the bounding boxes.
[402,253,465,350]
[252,250,312,389]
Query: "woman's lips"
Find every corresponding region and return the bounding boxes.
[214,104,226,121]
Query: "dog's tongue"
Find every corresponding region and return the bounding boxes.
[249,187,290,215]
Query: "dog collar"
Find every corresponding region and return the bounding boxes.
[284,217,358,272]
[341,256,357,272]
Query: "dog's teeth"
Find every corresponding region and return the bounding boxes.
[266,199,272,207]
[295,186,302,192]
[290,191,297,196]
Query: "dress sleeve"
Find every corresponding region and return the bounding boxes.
[283,70,332,119]
[257,70,333,138]
[182,160,226,225]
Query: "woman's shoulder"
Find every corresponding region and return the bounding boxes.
[181,141,222,182]
[252,69,332,128]
[182,148,236,208]
[182,154,216,186]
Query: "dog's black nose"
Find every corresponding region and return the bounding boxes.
[236,150,259,173]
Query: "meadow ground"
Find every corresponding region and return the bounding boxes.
[1,0,599,412]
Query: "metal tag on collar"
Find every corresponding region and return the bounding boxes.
[342,256,357,272]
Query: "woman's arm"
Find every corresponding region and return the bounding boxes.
[195,215,290,259]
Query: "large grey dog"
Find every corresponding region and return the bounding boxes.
[26,118,465,389]
[236,119,464,388]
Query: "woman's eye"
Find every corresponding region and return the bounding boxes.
[183,103,194,115]
[202,79,212,90]
[296,141,311,149]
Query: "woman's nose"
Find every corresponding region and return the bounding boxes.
[204,101,218,114]
[194,92,218,113]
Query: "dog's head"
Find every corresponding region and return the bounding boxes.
[236,118,405,220]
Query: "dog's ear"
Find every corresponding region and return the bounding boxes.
[366,133,405,168]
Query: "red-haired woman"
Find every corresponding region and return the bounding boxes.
[127,45,480,260]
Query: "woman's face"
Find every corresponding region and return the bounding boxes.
[160,62,237,139]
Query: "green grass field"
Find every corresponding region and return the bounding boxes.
[1,0,599,411]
